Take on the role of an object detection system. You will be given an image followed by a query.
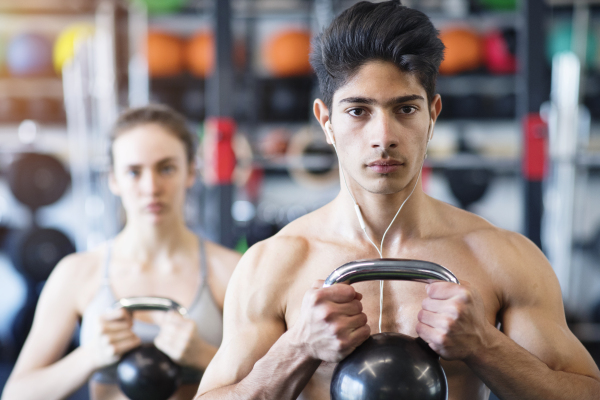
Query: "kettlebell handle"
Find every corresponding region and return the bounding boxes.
[115,296,188,317]
[323,259,459,287]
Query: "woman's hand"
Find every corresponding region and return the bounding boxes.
[87,308,142,369]
[154,310,215,369]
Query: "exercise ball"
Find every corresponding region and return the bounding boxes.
[185,31,214,78]
[146,31,184,78]
[483,28,517,74]
[479,0,516,10]
[7,33,53,77]
[546,22,596,69]
[53,23,95,73]
[132,0,186,14]
[439,28,483,75]
[264,30,312,77]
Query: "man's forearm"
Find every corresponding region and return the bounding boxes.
[196,331,321,400]
[465,328,600,400]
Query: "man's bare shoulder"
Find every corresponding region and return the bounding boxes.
[431,198,556,298]
[225,228,311,313]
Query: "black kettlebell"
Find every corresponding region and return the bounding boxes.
[114,297,187,400]
[324,259,460,400]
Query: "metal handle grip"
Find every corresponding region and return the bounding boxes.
[115,296,188,316]
[323,259,459,287]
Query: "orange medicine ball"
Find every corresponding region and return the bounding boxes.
[185,31,215,78]
[264,30,312,77]
[146,31,184,77]
[439,28,483,75]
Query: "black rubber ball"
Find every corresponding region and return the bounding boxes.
[117,344,181,400]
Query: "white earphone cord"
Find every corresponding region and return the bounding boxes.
[329,120,431,333]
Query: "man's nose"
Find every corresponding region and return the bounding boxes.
[369,114,399,150]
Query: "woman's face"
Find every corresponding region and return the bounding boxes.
[109,123,195,226]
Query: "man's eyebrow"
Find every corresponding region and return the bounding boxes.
[338,94,425,106]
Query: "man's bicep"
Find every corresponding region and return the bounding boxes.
[198,243,288,394]
[502,289,600,379]
[198,318,285,394]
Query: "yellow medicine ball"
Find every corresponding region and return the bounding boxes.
[53,23,95,73]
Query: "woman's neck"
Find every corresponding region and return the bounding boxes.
[115,218,195,263]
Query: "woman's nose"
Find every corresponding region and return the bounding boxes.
[140,170,161,195]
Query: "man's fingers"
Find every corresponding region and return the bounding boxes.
[312,280,325,289]
[417,309,450,330]
[348,324,371,345]
[341,312,369,330]
[426,282,463,300]
[421,297,459,316]
[319,284,357,304]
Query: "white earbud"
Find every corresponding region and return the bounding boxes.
[325,120,336,145]
[427,119,434,143]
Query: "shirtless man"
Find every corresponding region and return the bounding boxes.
[195,1,600,399]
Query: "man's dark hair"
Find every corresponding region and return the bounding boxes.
[310,0,445,112]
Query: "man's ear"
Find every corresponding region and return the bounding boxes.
[430,94,442,125]
[313,99,333,145]
[108,170,120,196]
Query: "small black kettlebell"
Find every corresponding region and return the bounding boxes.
[114,297,187,400]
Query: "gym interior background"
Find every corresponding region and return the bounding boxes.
[0,0,599,398]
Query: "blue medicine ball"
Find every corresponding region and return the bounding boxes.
[7,33,53,76]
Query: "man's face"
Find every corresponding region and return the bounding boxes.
[325,60,440,195]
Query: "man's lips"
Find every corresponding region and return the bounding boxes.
[367,160,403,174]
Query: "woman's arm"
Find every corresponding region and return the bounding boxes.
[1,253,141,400]
[2,255,97,400]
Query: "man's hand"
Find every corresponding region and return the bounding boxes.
[87,308,142,369]
[286,280,371,363]
[416,280,492,361]
[154,310,209,368]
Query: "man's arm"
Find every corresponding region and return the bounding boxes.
[195,238,370,400]
[416,231,600,399]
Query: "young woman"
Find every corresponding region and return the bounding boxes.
[2,104,241,400]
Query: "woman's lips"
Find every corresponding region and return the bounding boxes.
[145,203,165,213]
[367,161,402,174]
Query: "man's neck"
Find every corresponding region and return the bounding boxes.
[333,181,429,254]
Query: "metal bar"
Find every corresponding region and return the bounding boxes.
[519,0,550,248]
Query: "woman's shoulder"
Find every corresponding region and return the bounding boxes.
[201,238,242,309]
[203,239,242,270]
[47,242,109,313]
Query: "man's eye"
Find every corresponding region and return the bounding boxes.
[161,165,175,174]
[349,108,365,116]
[399,106,416,114]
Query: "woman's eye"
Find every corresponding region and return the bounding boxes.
[161,165,176,174]
[128,169,140,178]
[348,108,365,117]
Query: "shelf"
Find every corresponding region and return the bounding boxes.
[437,74,516,96]
[0,78,63,99]
[0,0,99,14]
